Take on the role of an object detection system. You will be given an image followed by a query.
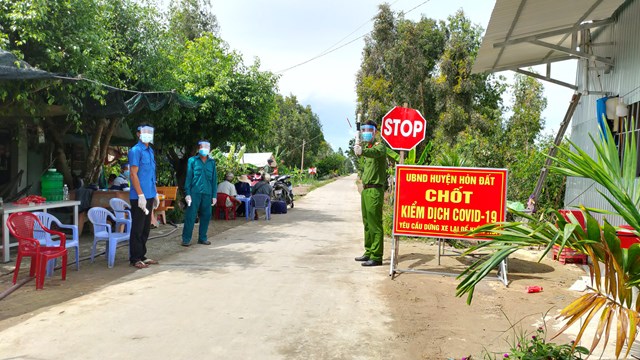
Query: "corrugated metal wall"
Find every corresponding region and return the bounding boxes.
[565,0,640,225]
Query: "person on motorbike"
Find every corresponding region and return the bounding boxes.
[263,158,277,176]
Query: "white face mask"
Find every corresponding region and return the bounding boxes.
[198,141,210,157]
[139,126,154,144]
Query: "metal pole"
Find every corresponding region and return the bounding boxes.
[300,140,305,172]
[390,103,409,278]
[390,149,404,278]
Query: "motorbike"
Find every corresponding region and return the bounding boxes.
[270,174,294,208]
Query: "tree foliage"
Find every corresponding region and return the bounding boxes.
[1,0,283,189]
[355,6,564,211]
[255,94,328,171]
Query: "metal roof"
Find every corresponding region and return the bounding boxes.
[473,0,625,77]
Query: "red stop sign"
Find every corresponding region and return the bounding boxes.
[380,106,426,150]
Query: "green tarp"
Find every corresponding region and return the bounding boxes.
[1,49,200,116]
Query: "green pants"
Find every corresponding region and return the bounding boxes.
[361,187,384,261]
[182,192,213,244]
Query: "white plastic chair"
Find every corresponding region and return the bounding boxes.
[88,207,130,268]
[109,198,132,233]
[33,212,80,275]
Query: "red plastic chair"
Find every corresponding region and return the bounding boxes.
[215,193,237,220]
[6,212,68,290]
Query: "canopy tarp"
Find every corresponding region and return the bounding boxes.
[0,50,56,80]
[0,49,200,117]
[241,153,274,168]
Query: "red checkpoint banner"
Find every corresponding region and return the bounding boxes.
[393,165,508,239]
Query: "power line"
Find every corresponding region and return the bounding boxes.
[275,0,432,74]
[275,35,367,74]
[312,0,405,58]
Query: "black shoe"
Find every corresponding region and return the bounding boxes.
[354,255,370,262]
[361,259,382,267]
[198,240,211,245]
[181,242,191,247]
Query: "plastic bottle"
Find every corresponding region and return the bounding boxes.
[526,286,543,293]
[63,184,69,201]
[41,169,63,201]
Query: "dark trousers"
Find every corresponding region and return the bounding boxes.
[361,187,384,261]
[130,199,153,264]
[182,192,213,244]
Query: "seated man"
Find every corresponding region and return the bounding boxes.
[252,172,272,196]
[251,173,273,220]
[110,163,130,190]
[234,174,252,216]
[217,172,241,208]
[235,174,252,198]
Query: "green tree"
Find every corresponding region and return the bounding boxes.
[355,7,505,170]
[502,73,547,155]
[0,0,162,185]
[257,94,327,171]
[168,0,218,42]
[431,10,505,152]
[499,73,563,208]
[151,33,278,189]
[316,151,348,178]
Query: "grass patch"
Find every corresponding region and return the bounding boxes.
[307,178,336,192]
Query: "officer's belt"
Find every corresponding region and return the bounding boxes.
[363,184,383,189]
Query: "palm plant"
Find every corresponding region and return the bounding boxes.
[456,120,640,359]
[386,141,432,165]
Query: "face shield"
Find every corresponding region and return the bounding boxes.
[139,126,154,144]
[360,124,376,143]
[198,140,211,157]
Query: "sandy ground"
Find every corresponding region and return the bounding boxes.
[384,241,590,359]
[0,178,599,359]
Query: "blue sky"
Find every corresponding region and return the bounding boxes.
[213,0,577,153]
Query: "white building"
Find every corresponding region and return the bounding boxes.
[475,0,635,224]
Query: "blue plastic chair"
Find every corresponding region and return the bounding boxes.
[88,207,130,268]
[33,212,80,275]
[250,194,271,221]
[109,198,132,233]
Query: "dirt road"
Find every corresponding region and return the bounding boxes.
[0,174,597,359]
[0,175,399,359]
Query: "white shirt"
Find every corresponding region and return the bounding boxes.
[217,180,237,206]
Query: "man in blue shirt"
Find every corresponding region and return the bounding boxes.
[128,125,160,269]
[110,163,130,190]
[182,140,218,246]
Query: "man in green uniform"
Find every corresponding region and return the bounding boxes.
[353,120,387,267]
[182,140,218,246]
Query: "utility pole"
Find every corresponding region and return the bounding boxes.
[300,139,305,171]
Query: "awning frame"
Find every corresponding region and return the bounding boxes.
[476,0,621,93]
